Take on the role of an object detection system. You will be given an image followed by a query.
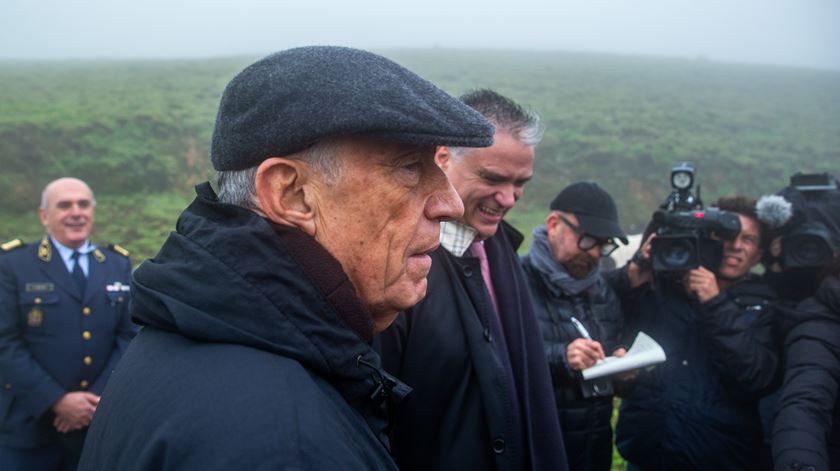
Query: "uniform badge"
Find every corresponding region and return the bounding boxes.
[93,249,105,263]
[106,281,131,292]
[28,307,44,327]
[38,236,51,262]
[1,239,24,252]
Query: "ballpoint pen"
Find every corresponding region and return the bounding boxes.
[570,316,593,340]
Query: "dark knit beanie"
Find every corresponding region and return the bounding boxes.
[211,46,495,170]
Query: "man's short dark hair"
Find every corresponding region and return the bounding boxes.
[715,196,767,249]
[459,89,543,146]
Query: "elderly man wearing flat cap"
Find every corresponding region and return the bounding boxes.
[77,46,493,470]
[520,182,630,471]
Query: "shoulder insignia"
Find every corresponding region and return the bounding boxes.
[108,244,130,258]
[38,236,51,262]
[93,249,106,263]
[1,239,25,252]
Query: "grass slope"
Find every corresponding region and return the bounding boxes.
[1,50,838,262]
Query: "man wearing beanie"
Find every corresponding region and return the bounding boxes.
[520,182,629,471]
[377,90,568,471]
[77,46,494,470]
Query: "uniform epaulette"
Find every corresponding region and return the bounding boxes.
[108,244,130,257]
[1,239,25,252]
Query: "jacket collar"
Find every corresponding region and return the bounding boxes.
[132,182,410,446]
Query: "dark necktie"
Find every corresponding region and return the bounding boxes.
[71,251,87,294]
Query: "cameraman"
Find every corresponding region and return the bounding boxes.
[610,196,778,471]
[772,255,840,471]
[767,175,840,470]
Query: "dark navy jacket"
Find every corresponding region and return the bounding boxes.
[614,274,778,471]
[0,237,135,447]
[79,183,404,470]
[521,254,624,471]
[773,276,840,471]
[377,221,568,471]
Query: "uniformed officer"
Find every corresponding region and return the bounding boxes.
[0,177,136,471]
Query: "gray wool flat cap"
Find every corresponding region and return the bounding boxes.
[211,46,495,171]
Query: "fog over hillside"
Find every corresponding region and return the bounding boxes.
[2,0,839,70]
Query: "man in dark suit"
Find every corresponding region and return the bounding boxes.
[0,177,136,471]
[377,90,568,471]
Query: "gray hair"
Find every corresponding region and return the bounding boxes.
[217,138,345,209]
[450,89,543,160]
[40,177,97,210]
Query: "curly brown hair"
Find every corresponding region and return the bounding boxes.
[715,196,769,251]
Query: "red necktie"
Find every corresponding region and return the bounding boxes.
[470,241,500,318]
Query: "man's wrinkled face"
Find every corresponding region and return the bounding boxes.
[312,138,463,331]
[546,212,600,279]
[718,214,763,281]
[38,179,95,249]
[439,131,534,240]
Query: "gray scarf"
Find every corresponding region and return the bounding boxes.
[529,225,601,297]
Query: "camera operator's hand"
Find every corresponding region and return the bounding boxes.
[627,233,655,288]
[567,338,605,371]
[683,266,720,303]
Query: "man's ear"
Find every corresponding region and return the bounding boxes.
[434,146,451,171]
[254,157,317,236]
[545,211,561,236]
[38,208,48,227]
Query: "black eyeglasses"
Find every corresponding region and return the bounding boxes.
[558,214,619,257]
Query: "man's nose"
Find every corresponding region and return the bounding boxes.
[494,185,516,209]
[427,173,464,222]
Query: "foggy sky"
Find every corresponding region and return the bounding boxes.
[2,0,839,70]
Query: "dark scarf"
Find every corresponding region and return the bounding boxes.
[529,225,600,297]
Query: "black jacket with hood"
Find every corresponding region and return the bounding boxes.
[78,183,408,471]
[773,275,840,471]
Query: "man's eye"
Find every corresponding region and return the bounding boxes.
[78,200,91,209]
[57,202,72,209]
[400,160,423,172]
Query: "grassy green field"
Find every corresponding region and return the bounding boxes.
[2,50,837,263]
[2,50,836,469]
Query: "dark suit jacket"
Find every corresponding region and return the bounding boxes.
[377,221,568,471]
[0,237,136,447]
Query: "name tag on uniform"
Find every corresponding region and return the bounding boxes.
[25,282,54,292]
[106,282,131,292]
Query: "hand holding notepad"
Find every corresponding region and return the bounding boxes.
[581,331,666,380]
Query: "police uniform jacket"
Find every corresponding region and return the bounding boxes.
[0,237,135,447]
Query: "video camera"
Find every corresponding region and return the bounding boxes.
[764,173,840,268]
[649,162,741,273]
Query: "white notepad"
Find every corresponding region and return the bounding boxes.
[581,331,667,380]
